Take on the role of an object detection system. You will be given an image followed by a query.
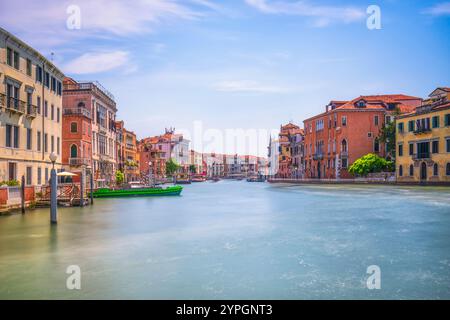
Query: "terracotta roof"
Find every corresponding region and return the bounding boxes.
[336,94,421,112]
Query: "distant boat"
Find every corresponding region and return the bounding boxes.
[212,177,221,182]
[93,186,183,198]
[247,175,266,182]
[192,175,206,182]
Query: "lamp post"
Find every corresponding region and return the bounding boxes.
[49,152,58,224]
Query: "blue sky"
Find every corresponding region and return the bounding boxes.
[1,0,449,155]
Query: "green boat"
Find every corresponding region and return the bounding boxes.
[93,185,183,198]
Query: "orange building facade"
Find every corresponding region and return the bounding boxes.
[277,123,302,178]
[303,95,422,179]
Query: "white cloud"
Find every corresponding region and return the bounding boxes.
[63,51,129,74]
[244,0,365,26]
[423,2,450,16]
[214,80,294,94]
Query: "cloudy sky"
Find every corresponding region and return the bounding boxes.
[1,0,449,156]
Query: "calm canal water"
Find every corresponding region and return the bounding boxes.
[0,181,449,300]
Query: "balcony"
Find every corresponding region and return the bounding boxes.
[63,107,91,119]
[340,151,349,158]
[26,104,38,118]
[69,157,91,167]
[413,127,432,135]
[413,153,430,160]
[0,94,26,114]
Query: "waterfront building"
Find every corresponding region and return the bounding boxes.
[290,129,305,179]
[396,87,450,184]
[170,133,190,173]
[115,121,139,183]
[267,137,280,177]
[63,78,117,187]
[203,153,224,178]
[304,95,422,179]
[0,28,64,185]
[190,150,204,174]
[277,123,302,178]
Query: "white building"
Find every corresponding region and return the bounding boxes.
[171,134,190,170]
[267,137,280,177]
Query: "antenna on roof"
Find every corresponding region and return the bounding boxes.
[50,52,54,62]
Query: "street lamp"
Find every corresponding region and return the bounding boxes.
[49,152,58,224]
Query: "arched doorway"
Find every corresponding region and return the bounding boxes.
[420,162,427,181]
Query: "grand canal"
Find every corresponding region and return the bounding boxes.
[0,181,449,299]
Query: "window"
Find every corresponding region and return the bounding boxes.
[398,144,403,157]
[70,144,78,158]
[51,135,54,153]
[374,138,380,153]
[447,163,450,176]
[71,122,78,133]
[44,100,48,117]
[37,96,41,114]
[432,140,439,154]
[13,126,19,148]
[408,120,415,132]
[37,167,42,185]
[45,168,49,184]
[51,77,56,92]
[26,167,32,186]
[57,81,62,96]
[432,116,440,128]
[5,124,12,147]
[26,58,32,76]
[368,132,373,138]
[36,65,43,82]
[37,131,41,152]
[13,50,19,69]
[7,47,12,66]
[26,128,32,150]
[57,137,60,155]
[51,104,54,120]
[409,165,414,176]
[342,116,347,126]
[44,72,50,88]
[447,139,450,153]
[433,163,438,176]
[398,122,404,133]
[44,134,48,153]
[445,114,450,126]
[399,165,403,177]
[409,143,414,156]
[8,163,17,181]
[342,158,348,169]
[57,108,60,123]
[374,115,379,126]
[341,139,348,152]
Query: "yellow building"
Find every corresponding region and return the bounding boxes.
[396,87,450,184]
[0,27,64,186]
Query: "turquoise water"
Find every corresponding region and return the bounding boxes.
[0,181,449,299]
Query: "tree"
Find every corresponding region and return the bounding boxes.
[189,165,197,174]
[349,153,394,177]
[166,158,180,177]
[115,170,125,186]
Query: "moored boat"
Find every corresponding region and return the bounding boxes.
[93,185,183,198]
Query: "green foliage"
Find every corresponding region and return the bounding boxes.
[189,165,197,174]
[0,180,20,187]
[379,108,401,158]
[115,170,125,185]
[166,158,180,176]
[349,153,394,177]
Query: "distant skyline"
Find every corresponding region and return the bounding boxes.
[1,0,449,156]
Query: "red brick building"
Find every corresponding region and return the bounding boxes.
[303,95,422,179]
[62,78,93,172]
[277,123,302,178]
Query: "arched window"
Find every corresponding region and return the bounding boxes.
[341,139,348,152]
[70,122,78,133]
[433,163,438,176]
[409,164,414,176]
[447,163,450,176]
[399,165,403,177]
[77,102,85,108]
[70,144,78,158]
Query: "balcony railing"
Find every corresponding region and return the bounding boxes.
[413,127,432,135]
[63,107,91,119]
[26,104,37,118]
[0,94,26,114]
[413,153,430,160]
[69,157,91,166]
[340,151,349,158]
